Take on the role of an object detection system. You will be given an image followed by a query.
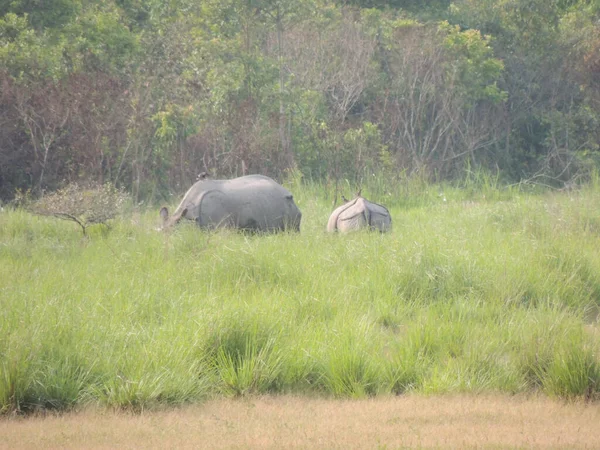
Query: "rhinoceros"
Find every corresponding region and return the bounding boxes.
[160,174,302,232]
[327,195,391,233]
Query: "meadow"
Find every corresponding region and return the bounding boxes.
[1,179,600,414]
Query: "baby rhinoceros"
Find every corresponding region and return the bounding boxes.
[327,195,392,233]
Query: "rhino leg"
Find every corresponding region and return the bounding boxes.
[239,217,259,231]
[369,211,391,232]
[327,199,359,232]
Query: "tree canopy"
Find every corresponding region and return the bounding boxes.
[1,0,599,200]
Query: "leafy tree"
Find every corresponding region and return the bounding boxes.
[0,0,80,30]
[339,0,451,19]
[2,0,600,202]
[0,13,66,79]
[449,0,600,183]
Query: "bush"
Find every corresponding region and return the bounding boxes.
[29,183,129,236]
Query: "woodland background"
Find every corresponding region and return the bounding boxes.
[1,0,600,202]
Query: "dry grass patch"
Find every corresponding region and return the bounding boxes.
[1,395,599,449]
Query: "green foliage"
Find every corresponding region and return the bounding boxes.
[204,316,285,396]
[2,0,600,204]
[515,314,600,399]
[1,0,80,30]
[114,0,150,28]
[0,351,34,414]
[152,104,199,153]
[448,0,600,181]
[214,337,283,396]
[89,350,210,411]
[321,325,381,398]
[342,0,451,19]
[316,121,390,188]
[62,3,139,72]
[542,345,600,399]
[440,21,506,104]
[0,13,66,79]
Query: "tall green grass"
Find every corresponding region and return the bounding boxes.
[1,183,599,413]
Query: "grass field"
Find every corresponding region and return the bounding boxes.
[1,180,600,414]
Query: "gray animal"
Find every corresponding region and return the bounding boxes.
[327,194,391,233]
[160,174,302,232]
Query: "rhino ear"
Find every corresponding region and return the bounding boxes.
[160,207,169,223]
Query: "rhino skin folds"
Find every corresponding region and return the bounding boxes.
[327,196,391,233]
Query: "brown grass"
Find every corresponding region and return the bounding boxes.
[1,395,599,449]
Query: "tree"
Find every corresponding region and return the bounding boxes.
[449,0,600,183]
[0,0,80,30]
[29,183,129,236]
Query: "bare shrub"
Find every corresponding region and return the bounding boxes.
[30,183,129,236]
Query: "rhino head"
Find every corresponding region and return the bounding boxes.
[159,206,187,230]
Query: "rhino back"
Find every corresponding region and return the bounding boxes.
[365,199,392,232]
[337,199,369,232]
[327,198,359,232]
[172,179,227,221]
[223,178,299,230]
[327,197,391,232]
[194,175,301,231]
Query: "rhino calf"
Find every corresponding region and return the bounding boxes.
[160,174,302,232]
[327,195,391,233]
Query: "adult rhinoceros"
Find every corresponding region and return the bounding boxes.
[327,195,391,233]
[160,175,302,232]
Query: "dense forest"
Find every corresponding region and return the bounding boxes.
[1,0,599,201]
